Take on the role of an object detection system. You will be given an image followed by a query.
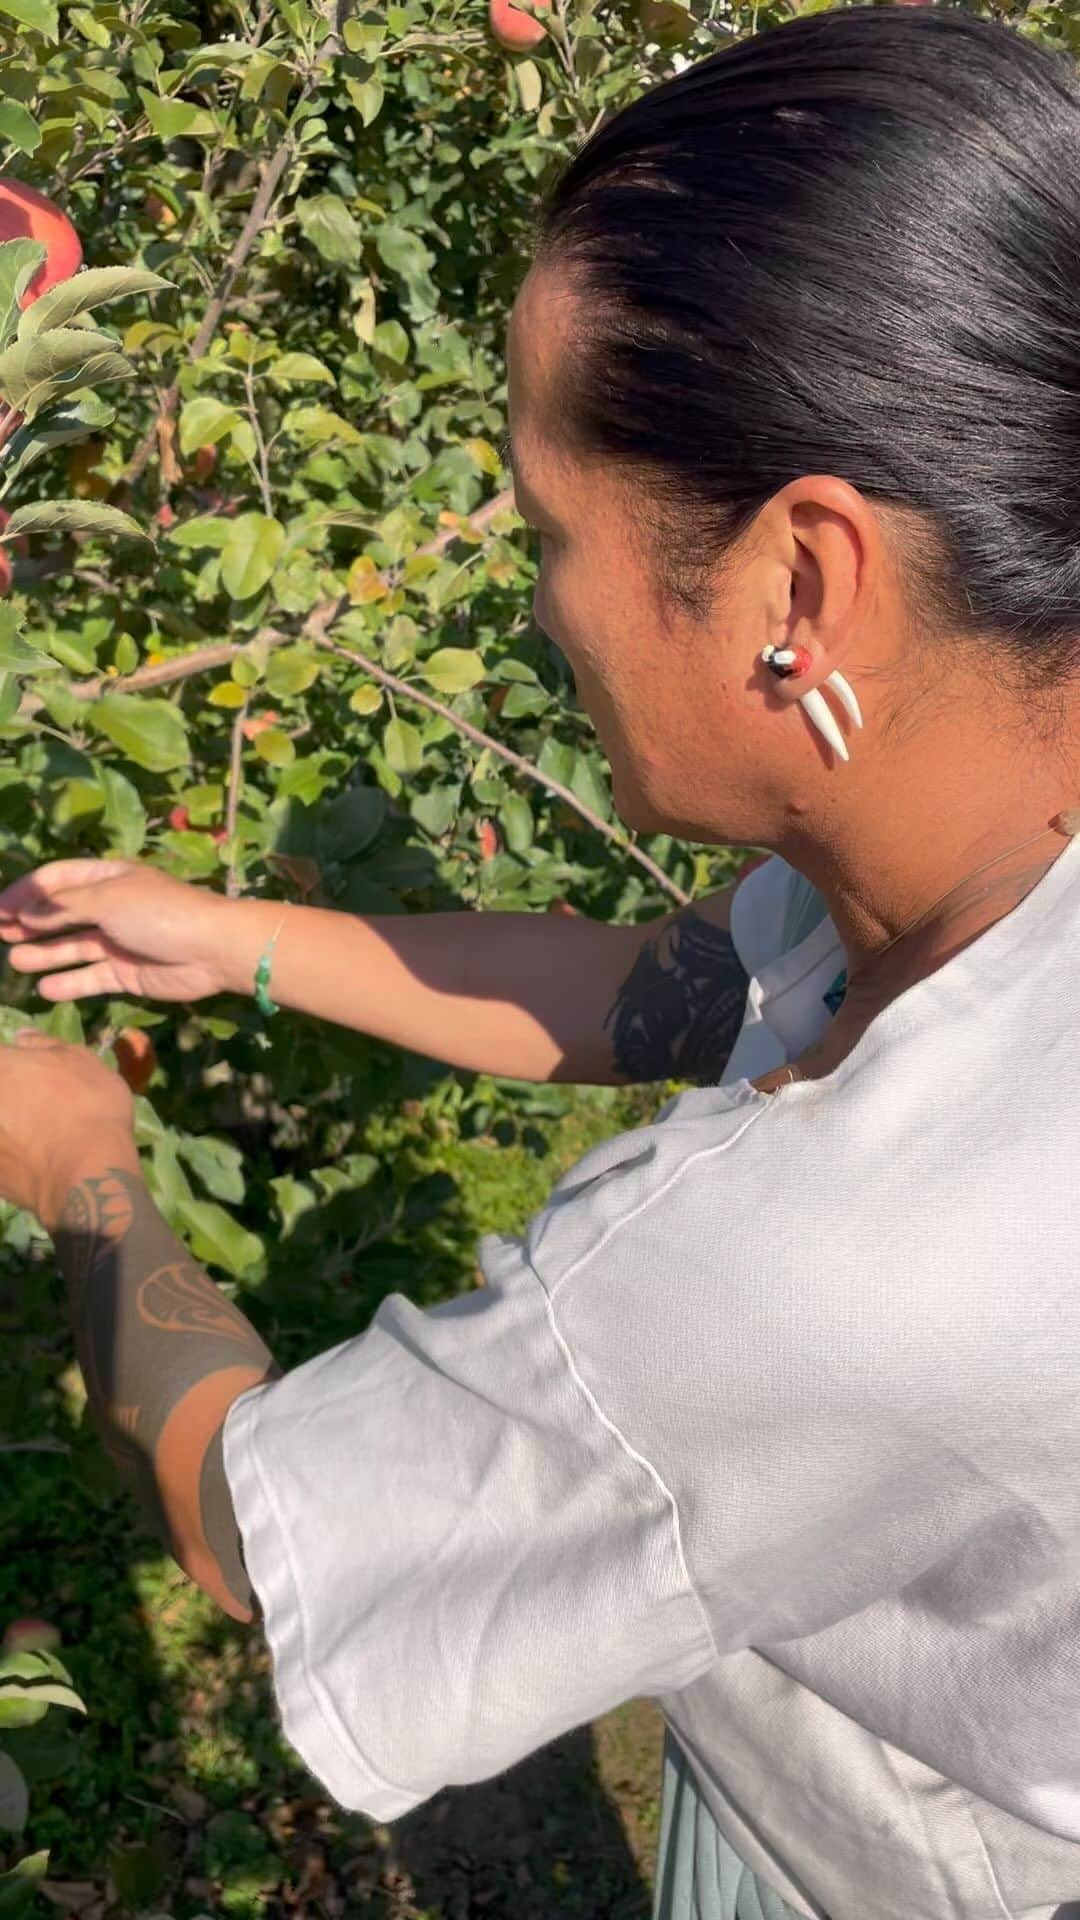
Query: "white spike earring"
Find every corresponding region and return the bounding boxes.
[760,645,863,764]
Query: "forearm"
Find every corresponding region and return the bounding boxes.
[217,900,645,1083]
[49,1139,275,1622]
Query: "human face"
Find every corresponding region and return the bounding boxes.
[505,266,777,843]
[507,266,902,847]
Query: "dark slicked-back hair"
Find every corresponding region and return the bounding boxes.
[535,6,1080,687]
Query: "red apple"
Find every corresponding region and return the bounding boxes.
[0,178,82,308]
[4,1618,61,1653]
[168,805,191,832]
[488,0,550,52]
[478,820,499,862]
[0,545,11,599]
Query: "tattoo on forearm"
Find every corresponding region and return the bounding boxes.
[605,908,750,1083]
[54,1169,277,1617]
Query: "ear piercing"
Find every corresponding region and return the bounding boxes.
[760,645,863,764]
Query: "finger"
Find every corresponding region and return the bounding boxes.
[37,960,122,1002]
[0,880,131,939]
[0,861,134,931]
[7,935,111,974]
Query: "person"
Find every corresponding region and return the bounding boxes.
[3,5,1080,1915]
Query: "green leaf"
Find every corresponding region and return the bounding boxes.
[20,267,171,340]
[179,395,243,456]
[220,514,285,599]
[281,405,363,448]
[348,682,382,716]
[137,88,216,139]
[514,59,543,113]
[0,1683,83,1714]
[2,393,116,485]
[0,102,41,155]
[265,647,319,696]
[418,647,485,694]
[371,319,409,364]
[500,792,534,852]
[570,750,611,822]
[376,223,435,281]
[0,327,133,418]
[0,0,57,33]
[411,784,460,838]
[0,1850,49,1920]
[344,74,385,127]
[176,1134,244,1205]
[91,695,191,773]
[176,1197,263,1277]
[99,766,147,856]
[253,726,295,768]
[383,716,422,774]
[2,499,147,543]
[0,241,45,353]
[296,194,363,267]
[0,608,45,673]
[166,513,235,551]
[270,352,335,386]
[0,1754,28,1833]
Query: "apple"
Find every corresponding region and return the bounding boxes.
[0,544,11,599]
[4,1618,61,1653]
[192,445,218,484]
[143,191,177,229]
[0,178,82,307]
[114,1028,157,1096]
[488,0,550,52]
[478,820,499,862]
[168,805,191,832]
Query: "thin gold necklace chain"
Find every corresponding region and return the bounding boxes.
[846,809,1080,989]
[779,808,1080,1088]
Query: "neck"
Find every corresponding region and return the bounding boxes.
[774,683,1080,986]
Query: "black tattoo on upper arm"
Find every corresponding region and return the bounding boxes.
[55,1169,277,1617]
[604,908,750,1083]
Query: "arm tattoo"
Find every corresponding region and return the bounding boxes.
[605,907,750,1084]
[54,1169,278,1617]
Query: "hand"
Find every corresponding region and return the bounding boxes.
[0,1031,137,1225]
[0,860,233,1003]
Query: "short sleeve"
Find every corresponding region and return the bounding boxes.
[221,1231,715,1821]
[730,855,828,978]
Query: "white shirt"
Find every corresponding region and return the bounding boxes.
[224,838,1080,1920]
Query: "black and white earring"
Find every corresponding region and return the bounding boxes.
[760,644,863,764]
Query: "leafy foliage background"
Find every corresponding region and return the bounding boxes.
[1,0,1077,1907]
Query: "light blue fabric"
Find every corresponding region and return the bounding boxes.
[779,869,831,956]
[653,1730,810,1920]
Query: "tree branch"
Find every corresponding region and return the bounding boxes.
[224,700,249,898]
[119,137,297,490]
[15,489,687,902]
[319,635,688,905]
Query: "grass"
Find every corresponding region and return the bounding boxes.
[0,1080,672,1920]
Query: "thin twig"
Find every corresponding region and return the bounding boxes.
[14,490,685,898]
[224,700,249,897]
[118,0,345,493]
[0,1439,70,1455]
[120,136,297,490]
[320,636,688,904]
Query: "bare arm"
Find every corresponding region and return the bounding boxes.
[52,1143,274,1622]
[0,865,753,1087]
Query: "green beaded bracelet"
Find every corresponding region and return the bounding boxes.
[254,917,286,1018]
